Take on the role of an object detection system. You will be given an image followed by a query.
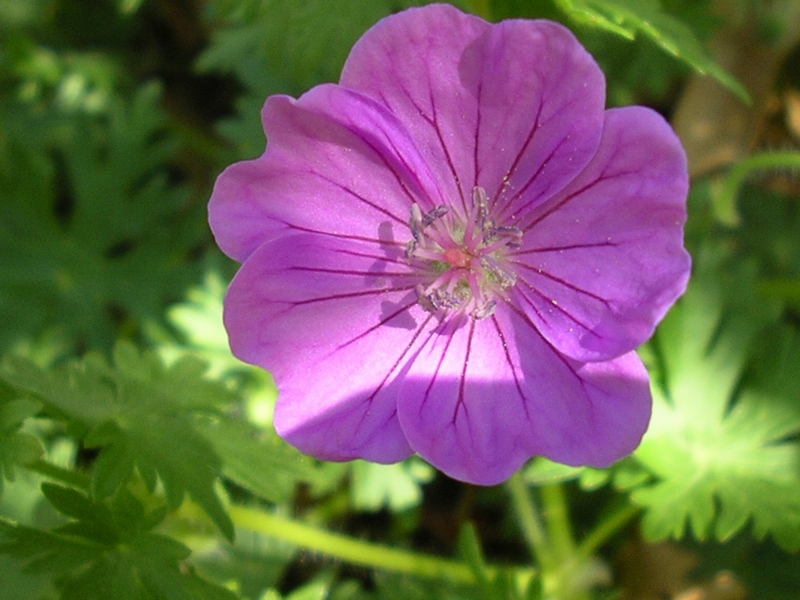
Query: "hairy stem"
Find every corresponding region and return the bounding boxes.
[541,483,575,560]
[506,472,554,571]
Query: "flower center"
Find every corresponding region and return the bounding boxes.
[405,186,521,319]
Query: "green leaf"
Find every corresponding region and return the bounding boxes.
[523,457,584,486]
[0,83,206,352]
[349,458,433,513]
[40,483,97,523]
[554,0,750,102]
[0,394,43,494]
[197,0,440,159]
[153,271,279,427]
[195,416,315,504]
[631,255,800,550]
[0,486,236,600]
[197,0,400,91]
[189,527,295,599]
[2,342,236,540]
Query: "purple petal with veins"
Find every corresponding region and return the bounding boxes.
[209,4,691,485]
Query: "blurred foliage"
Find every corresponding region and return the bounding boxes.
[2,0,800,598]
[553,0,749,101]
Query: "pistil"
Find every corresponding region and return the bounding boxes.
[406,187,522,319]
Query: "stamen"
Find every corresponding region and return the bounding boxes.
[422,205,449,227]
[472,300,497,320]
[480,257,517,288]
[404,239,417,262]
[472,186,490,229]
[415,283,437,313]
[407,189,520,320]
[409,203,424,243]
[494,225,523,249]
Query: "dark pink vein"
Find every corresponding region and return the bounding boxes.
[427,87,467,213]
[290,266,418,278]
[490,101,544,211]
[351,312,436,434]
[505,301,590,391]
[338,117,426,208]
[308,171,407,225]
[454,318,476,426]
[290,285,416,307]
[515,263,612,308]
[280,221,405,247]
[333,299,421,353]
[519,166,641,234]
[494,134,567,221]
[333,247,410,265]
[514,279,596,336]
[489,313,533,424]
[511,240,618,256]
[473,81,483,189]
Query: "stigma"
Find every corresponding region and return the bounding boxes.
[405,186,521,319]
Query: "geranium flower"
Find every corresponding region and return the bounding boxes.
[209,4,690,485]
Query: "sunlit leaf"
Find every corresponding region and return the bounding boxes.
[195,417,315,504]
[632,254,800,550]
[350,459,433,513]
[153,271,279,427]
[1,342,236,540]
[0,390,43,495]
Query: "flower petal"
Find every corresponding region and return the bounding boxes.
[511,106,691,362]
[340,5,606,217]
[224,232,436,463]
[396,307,651,485]
[209,84,443,262]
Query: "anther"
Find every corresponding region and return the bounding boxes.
[494,225,523,249]
[405,239,417,263]
[471,300,497,320]
[409,203,424,243]
[422,205,448,227]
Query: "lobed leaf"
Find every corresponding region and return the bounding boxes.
[349,459,434,513]
[0,391,43,495]
[195,416,315,504]
[0,83,206,353]
[1,343,235,540]
[632,255,800,550]
[0,486,236,600]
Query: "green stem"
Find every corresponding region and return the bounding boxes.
[716,151,800,226]
[541,483,575,560]
[575,503,640,561]
[506,472,554,571]
[541,482,590,600]
[229,505,533,585]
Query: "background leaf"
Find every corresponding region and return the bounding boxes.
[1,343,236,540]
[554,0,750,101]
[632,254,800,550]
[0,486,236,600]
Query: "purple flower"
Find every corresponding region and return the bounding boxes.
[209,4,690,485]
